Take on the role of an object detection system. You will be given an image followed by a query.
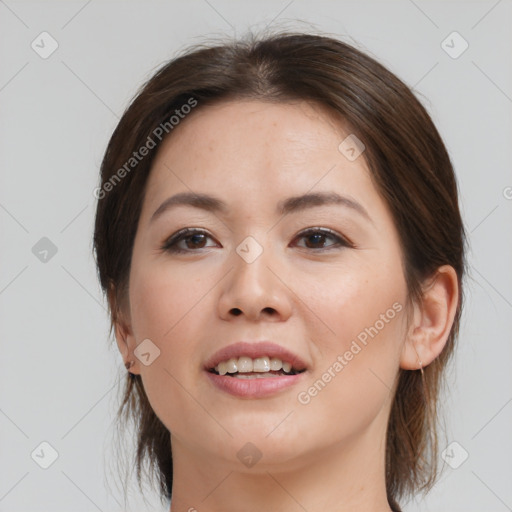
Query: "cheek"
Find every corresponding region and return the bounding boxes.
[129,262,208,340]
[128,265,208,429]
[295,256,407,352]
[292,260,407,427]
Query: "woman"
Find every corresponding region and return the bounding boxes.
[93,31,466,512]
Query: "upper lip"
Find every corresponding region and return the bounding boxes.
[204,341,308,371]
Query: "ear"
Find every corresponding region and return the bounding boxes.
[109,282,141,376]
[400,265,459,370]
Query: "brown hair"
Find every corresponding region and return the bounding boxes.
[93,31,466,511]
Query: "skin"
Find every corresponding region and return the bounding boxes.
[114,100,459,512]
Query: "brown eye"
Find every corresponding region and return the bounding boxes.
[183,233,207,249]
[162,229,217,253]
[294,228,352,251]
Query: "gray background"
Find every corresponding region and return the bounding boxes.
[1,1,511,511]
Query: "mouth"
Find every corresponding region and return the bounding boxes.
[208,356,306,379]
[204,341,308,398]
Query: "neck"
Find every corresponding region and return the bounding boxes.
[168,422,394,512]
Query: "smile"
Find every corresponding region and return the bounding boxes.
[210,356,305,377]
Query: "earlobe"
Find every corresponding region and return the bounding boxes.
[108,282,140,375]
[400,265,459,370]
[113,318,141,376]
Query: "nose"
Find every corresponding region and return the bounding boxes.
[217,240,293,323]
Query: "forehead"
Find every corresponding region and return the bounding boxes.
[163,99,348,158]
[144,100,378,208]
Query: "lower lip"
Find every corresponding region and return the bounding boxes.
[205,371,305,398]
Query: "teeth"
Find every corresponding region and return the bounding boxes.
[269,357,282,371]
[253,357,270,372]
[217,361,228,376]
[214,356,296,375]
[225,358,238,373]
[237,357,253,373]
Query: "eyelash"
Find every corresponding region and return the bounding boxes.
[160,227,354,254]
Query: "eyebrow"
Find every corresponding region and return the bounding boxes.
[150,191,372,224]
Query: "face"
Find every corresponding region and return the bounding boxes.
[120,99,410,470]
